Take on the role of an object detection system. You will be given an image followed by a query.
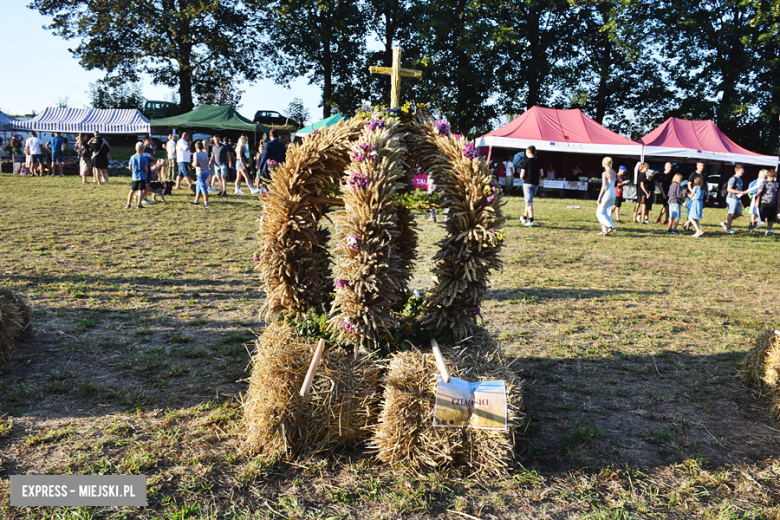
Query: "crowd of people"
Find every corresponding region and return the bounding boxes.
[124,129,287,209]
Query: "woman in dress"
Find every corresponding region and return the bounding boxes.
[596,157,617,235]
[233,135,253,194]
[687,175,706,237]
[89,131,110,184]
[76,133,91,184]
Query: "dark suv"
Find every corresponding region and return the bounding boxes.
[253,110,289,126]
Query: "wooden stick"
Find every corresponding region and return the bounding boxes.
[300,338,326,397]
[430,338,450,383]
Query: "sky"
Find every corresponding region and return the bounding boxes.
[0,2,324,124]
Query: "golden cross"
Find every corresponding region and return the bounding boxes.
[369,46,422,109]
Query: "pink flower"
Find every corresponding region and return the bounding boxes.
[434,120,450,135]
[336,278,354,290]
[462,142,480,160]
[348,171,370,191]
[340,319,357,333]
[345,235,361,250]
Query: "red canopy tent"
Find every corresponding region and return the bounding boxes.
[477,106,643,160]
[638,118,778,167]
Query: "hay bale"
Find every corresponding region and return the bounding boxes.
[243,323,383,459]
[243,321,311,460]
[0,289,33,363]
[740,329,780,420]
[740,329,780,391]
[372,329,523,478]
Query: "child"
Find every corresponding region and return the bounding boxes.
[720,164,744,234]
[666,173,684,234]
[687,175,706,237]
[639,170,655,224]
[744,170,767,232]
[612,165,630,223]
[755,169,778,237]
[190,141,210,207]
[126,142,149,209]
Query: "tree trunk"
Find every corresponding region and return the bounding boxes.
[322,9,333,118]
[594,4,612,124]
[526,6,541,109]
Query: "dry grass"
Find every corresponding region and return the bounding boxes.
[1,174,780,518]
[740,329,780,420]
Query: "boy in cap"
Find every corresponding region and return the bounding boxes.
[612,165,630,223]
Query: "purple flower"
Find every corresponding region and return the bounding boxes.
[462,142,481,160]
[348,171,370,191]
[346,235,361,250]
[367,118,385,132]
[434,120,450,136]
[353,143,377,163]
[355,104,372,114]
[336,278,354,290]
[340,319,357,333]
[473,305,481,317]
[266,159,278,170]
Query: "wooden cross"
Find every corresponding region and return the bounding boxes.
[369,46,422,109]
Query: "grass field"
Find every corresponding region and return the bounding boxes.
[1,173,779,519]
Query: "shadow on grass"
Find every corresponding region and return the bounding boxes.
[487,287,665,302]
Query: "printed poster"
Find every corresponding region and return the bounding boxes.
[433,376,507,430]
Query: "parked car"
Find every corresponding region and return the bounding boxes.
[144,100,181,119]
[253,110,292,127]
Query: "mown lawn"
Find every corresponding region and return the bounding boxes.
[0,173,778,519]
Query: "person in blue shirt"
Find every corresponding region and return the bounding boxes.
[47,132,65,177]
[258,129,287,184]
[126,142,150,209]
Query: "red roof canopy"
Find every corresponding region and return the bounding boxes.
[639,117,778,167]
[478,106,642,156]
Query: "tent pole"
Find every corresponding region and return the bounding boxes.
[486,145,493,164]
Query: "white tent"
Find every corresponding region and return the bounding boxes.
[12,107,150,134]
[0,111,14,131]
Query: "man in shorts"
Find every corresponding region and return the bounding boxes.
[24,131,45,176]
[612,165,630,223]
[720,164,744,234]
[209,135,232,197]
[175,132,193,191]
[519,145,543,227]
[756,169,778,237]
[639,169,655,223]
[126,142,150,209]
[47,132,65,177]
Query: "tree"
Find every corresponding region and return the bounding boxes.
[30,0,261,112]
[88,80,145,110]
[285,98,310,127]
[255,0,367,118]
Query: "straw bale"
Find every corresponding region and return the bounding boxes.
[739,329,780,391]
[243,321,311,460]
[243,323,384,459]
[307,348,383,450]
[258,118,365,321]
[372,328,523,478]
[0,288,33,363]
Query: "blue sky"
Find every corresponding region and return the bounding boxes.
[0,2,324,123]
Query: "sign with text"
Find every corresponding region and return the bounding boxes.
[11,475,147,507]
[413,174,428,190]
[433,376,507,430]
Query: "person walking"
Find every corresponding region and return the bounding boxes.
[75,134,91,184]
[655,162,673,224]
[755,169,778,237]
[209,135,232,197]
[596,157,617,235]
[125,142,149,209]
[258,129,287,187]
[89,131,111,184]
[175,132,193,191]
[612,165,630,223]
[720,165,744,234]
[519,145,543,227]
[744,170,768,232]
[683,161,708,229]
[163,134,177,182]
[189,140,211,207]
[503,154,515,195]
[639,169,655,224]
[632,162,649,222]
[253,140,266,192]
[234,135,254,194]
[687,175,706,237]
[666,173,684,234]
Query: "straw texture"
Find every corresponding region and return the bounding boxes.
[0,288,33,363]
[740,329,780,420]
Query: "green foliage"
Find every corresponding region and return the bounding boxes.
[88,81,144,110]
[398,190,441,210]
[285,97,310,127]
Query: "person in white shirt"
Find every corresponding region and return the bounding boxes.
[546,164,556,180]
[503,155,515,195]
[163,134,177,182]
[24,131,45,176]
[175,132,193,191]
